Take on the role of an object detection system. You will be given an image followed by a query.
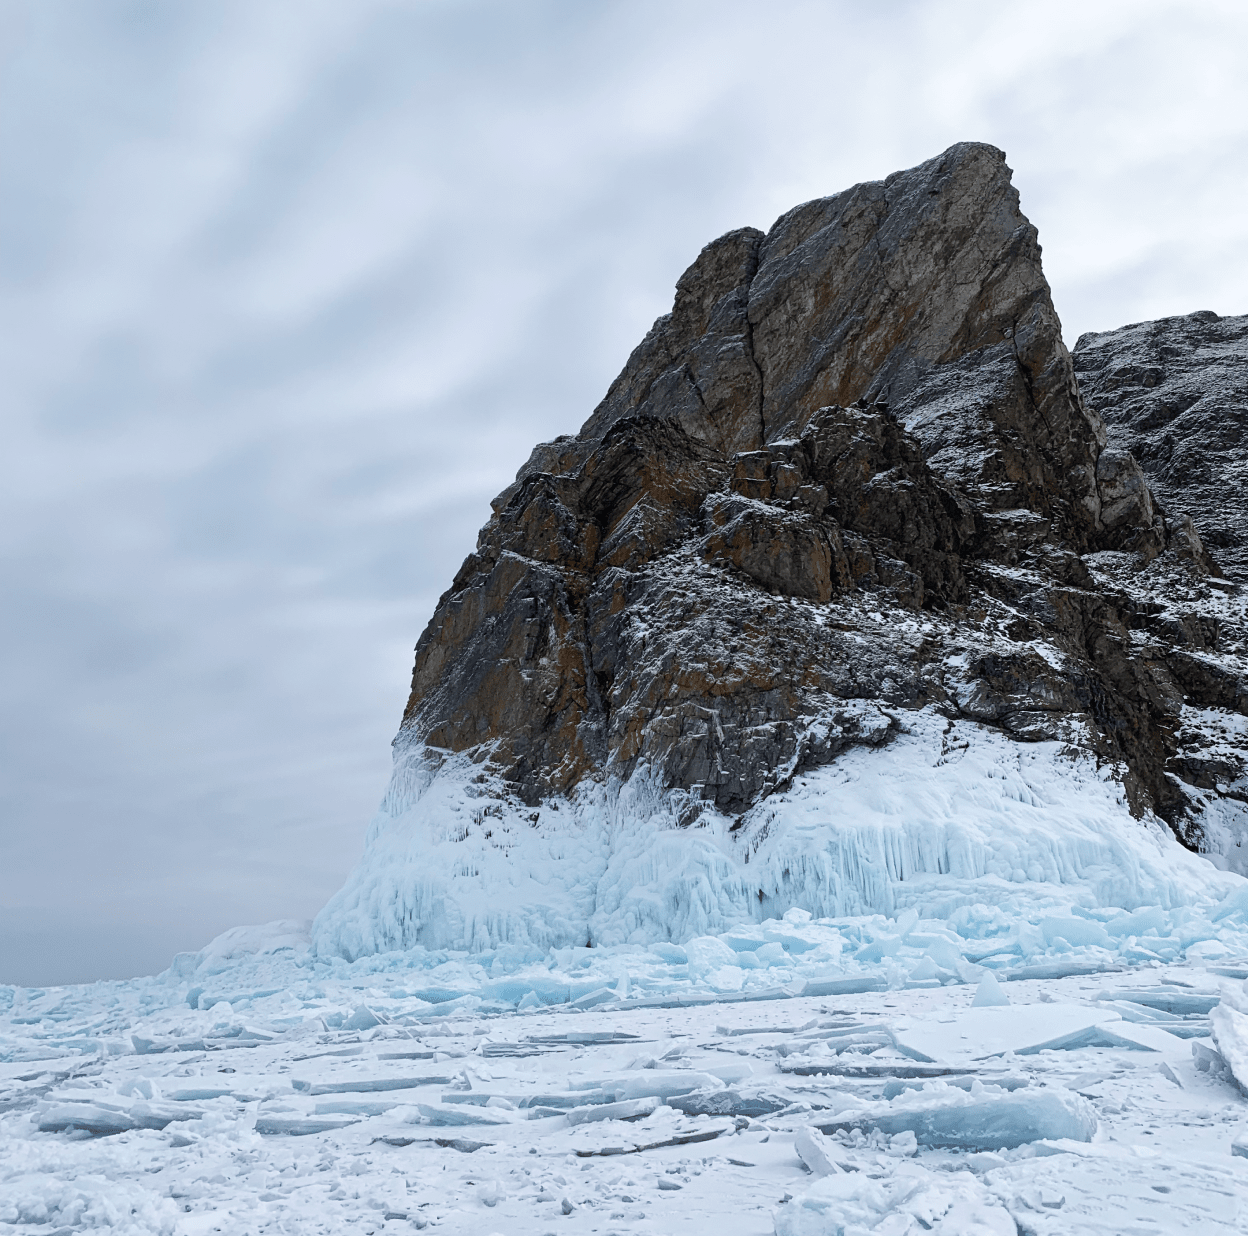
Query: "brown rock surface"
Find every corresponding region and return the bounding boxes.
[399,143,1246,852]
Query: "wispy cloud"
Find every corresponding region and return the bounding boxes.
[2,0,1245,983]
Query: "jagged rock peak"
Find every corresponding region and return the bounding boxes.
[500,141,1152,547]
[396,142,1244,849]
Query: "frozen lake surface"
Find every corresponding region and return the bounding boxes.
[5,906,1248,1235]
[7,716,1248,1232]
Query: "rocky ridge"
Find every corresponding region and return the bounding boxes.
[393,142,1245,870]
[1075,311,1248,584]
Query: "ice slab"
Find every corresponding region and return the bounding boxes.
[35,1099,202,1135]
[438,1092,525,1107]
[1099,988,1221,1015]
[1003,961,1126,981]
[704,1061,754,1083]
[291,1075,452,1095]
[254,1113,360,1136]
[794,1126,844,1176]
[415,1102,515,1126]
[1209,1003,1248,1093]
[565,1096,660,1125]
[1096,998,1205,1025]
[163,1085,246,1101]
[526,1031,642,1044]
[891,1003,1148,1063]
[667,1088,786,1117]
[513,1091,610,1110]
[313,1098,400,1116]
[781,1061,972,1079]
[609,1070,725,1101]
[818,1085,1097,1150]
[573,1124,729,1156]
[36,1102,138,1136]
[131,1035,213,1054]
[1085,1021,1190,1053]
[800,976,887,997]
[1210,959,1248,979]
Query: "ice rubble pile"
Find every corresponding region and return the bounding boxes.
[4,879,1248,1065]
[0,1149,181,1236]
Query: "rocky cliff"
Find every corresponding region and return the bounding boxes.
[1075,311,1248,583]
[313,143,1248,958]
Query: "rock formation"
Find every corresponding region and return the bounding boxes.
[402,142,1240,821]
[1075,311,1248,583]
[313,143,1248,958]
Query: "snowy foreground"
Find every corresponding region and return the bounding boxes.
[7,909,1248,1234]
[8,714,1248,1234]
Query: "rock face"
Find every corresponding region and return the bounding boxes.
[513,142,1153,547]
[1075,312,1248,583]
[397,141,1245,855]
[310,142,1248,959]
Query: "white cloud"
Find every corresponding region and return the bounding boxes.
[2,0,1245,982]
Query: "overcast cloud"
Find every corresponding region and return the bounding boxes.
[3,0,1247,985]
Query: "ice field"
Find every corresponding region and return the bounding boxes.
[6,717,1248,1234]
[6,935,1248,1236]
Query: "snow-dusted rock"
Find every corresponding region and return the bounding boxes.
[311,141,1246,962]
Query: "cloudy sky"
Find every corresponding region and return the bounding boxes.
[3,0,1246,985]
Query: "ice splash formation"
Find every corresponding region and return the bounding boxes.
[314,140,1248,960]
[316,713,1240,962]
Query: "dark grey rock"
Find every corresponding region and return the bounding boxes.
[1074,311,1248,582]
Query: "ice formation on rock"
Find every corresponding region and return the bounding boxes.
[312,141,1246,961]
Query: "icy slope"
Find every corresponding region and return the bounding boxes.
[313,709,1238,961]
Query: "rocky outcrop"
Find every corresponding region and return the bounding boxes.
[398,142,1246,859]
[504,144,1155,549]
[1075,311,1248,582]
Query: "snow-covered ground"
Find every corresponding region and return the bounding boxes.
[6,902,1248,1234]
[7,714,1248,1233]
